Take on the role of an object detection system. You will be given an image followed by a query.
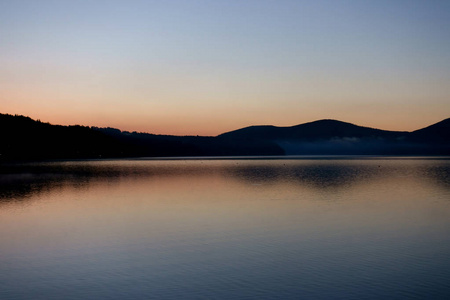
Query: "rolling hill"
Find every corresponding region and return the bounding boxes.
[0,113,449,161]
[218,118,450,155]
[218,119,406,140]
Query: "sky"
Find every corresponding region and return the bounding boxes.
[1,0,450,136]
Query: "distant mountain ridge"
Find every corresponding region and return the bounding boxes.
[0,113,449,161]
[219,118,450,155]
[409,118,450,143]
[219,119,407,140]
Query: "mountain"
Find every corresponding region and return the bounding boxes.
[409,118,450,143]
[0,113,283,161]
[0,114,136,160]
[219,119,450,155]
[0,113,449,161]
[219,119,405,140]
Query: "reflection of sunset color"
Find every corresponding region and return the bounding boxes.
[1,159,450,299]
[2,159,449,244]
[1,1,449,135]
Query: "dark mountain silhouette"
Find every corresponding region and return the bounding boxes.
[0,113,283,161]
[409,118,450,143]
[0,114,135,160]
[92,127,283,157]
[0,113,449,161]
[219,119,405,140]
[219,119,450,155]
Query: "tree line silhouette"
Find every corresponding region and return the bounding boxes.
[1,113,449,161]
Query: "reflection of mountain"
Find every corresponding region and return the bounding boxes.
[2,159,449,203]
[1,113,449,161]
[226,163,376,189]
[419,161,450,190]
[0,163,363,202]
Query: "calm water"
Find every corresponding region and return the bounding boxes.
[1,157,450,299]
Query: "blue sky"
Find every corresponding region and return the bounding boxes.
[1,0,449,135]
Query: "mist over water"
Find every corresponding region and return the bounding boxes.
[1,157,450,299]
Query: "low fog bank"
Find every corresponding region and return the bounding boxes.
[276,138,450,155]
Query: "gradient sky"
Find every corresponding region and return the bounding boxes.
[1,0,450,135]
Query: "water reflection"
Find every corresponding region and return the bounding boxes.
[227,163,379,189]
[1,158,450,300]
[419,164,450,191]
[1,158,450,203]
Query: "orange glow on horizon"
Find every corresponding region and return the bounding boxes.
[2,105,448,137]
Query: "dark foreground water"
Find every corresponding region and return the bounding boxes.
[1,157,450,299]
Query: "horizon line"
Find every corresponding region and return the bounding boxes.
[2,112,448,137]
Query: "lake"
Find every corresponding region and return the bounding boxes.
[1,157,450,299]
